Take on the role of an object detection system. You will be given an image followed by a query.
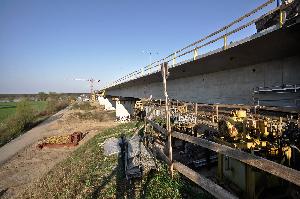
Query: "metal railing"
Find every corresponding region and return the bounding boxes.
[103,0,286,90]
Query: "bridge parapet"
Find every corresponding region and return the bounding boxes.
[104,0,294,90]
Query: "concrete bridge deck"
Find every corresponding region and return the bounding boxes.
[105,21,300,107]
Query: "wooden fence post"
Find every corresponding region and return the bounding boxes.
[161,62,173,176]
[216,104,219,122]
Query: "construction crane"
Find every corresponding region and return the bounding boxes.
[74,78,100,100]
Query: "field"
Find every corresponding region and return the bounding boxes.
[0,100,67,147]
[0,101,47,122]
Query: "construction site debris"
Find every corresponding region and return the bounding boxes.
[37,132,84,149]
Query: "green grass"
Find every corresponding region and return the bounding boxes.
[22,122,212,199]
[0,101,47,123]
[0,103,16,122]
[0,100,62,147]
[29,101,48,112]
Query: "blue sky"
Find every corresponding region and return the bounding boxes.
[0,0,276,94]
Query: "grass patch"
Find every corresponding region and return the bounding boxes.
[22,122,138,199]
[141,164,211,199]
[22,122,211,199]
[0,101,47,123]
[72,110,115,122]
[0,100,68,147]
[0,104,16,122]
[71,102,97,111]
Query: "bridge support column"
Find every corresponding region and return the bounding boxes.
[98,96,116,110]
[115,97,136,121]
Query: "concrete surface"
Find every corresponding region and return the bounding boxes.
[106,22,300,107]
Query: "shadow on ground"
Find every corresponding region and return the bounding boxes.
[89,138,142,199]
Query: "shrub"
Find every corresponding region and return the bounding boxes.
[73,110,115,121]
[71,102,95,110]
[38,92,48,101]
[45,99,69,114]
[46,100,57,114]
[0,99,70,147]
[2,100,35,145]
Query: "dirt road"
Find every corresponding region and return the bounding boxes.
[0,105,117,198]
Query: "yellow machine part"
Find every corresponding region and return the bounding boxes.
[282,146,292,163]
[218,120,239,138]
[269,147,279,156]
[134,101,144,112]
[236,110,246,118]
[91,93,96,102]
[258,119,269,137]
[177,105,188,114]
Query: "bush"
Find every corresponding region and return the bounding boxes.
[71,102,95,110]
[45,100,57,114]
[72,110,115,121]
[45,99,69,114]
[0,99,70,147]
[1,100,36,146]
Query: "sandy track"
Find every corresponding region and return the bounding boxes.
[0,106,117,198]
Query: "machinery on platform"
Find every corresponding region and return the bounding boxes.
[218,109,300,169]
[255,0,300,32]
[139,99,300,198]
[170,104,197,135]
[133,100,146,120]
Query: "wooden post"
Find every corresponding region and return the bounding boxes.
[216,104,219,122]
[195,103,198,124]
[218,153,224,181]
[161,62,173,176]
[245,165,255,199]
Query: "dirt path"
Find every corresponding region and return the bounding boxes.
[0,106,117,198]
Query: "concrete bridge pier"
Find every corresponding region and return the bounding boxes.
[98,96,137,120]
[98,96,116,111]
[115,97,136,121]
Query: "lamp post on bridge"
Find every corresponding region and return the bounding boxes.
[142,50,159,73]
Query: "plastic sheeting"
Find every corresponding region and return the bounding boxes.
[125,135,156,179]
[103,137,121,156]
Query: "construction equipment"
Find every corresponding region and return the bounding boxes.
[255,0,300,32]
[217,110,299,167]
[133,100,147,120]
[74,78,100,100]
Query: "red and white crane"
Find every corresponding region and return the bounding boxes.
[74,78,100,97]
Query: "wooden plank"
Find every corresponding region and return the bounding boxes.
[173,162,238,199]
[152,145,172,166]
[172,131,300,187]
[197,119,218,128]
[152,145,237,199]
[146,118,167,135]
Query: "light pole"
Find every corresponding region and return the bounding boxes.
[142,50,159,67]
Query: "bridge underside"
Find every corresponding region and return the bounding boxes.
[106,22,300,108]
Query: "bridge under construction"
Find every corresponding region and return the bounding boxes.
[98,0,300,198]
